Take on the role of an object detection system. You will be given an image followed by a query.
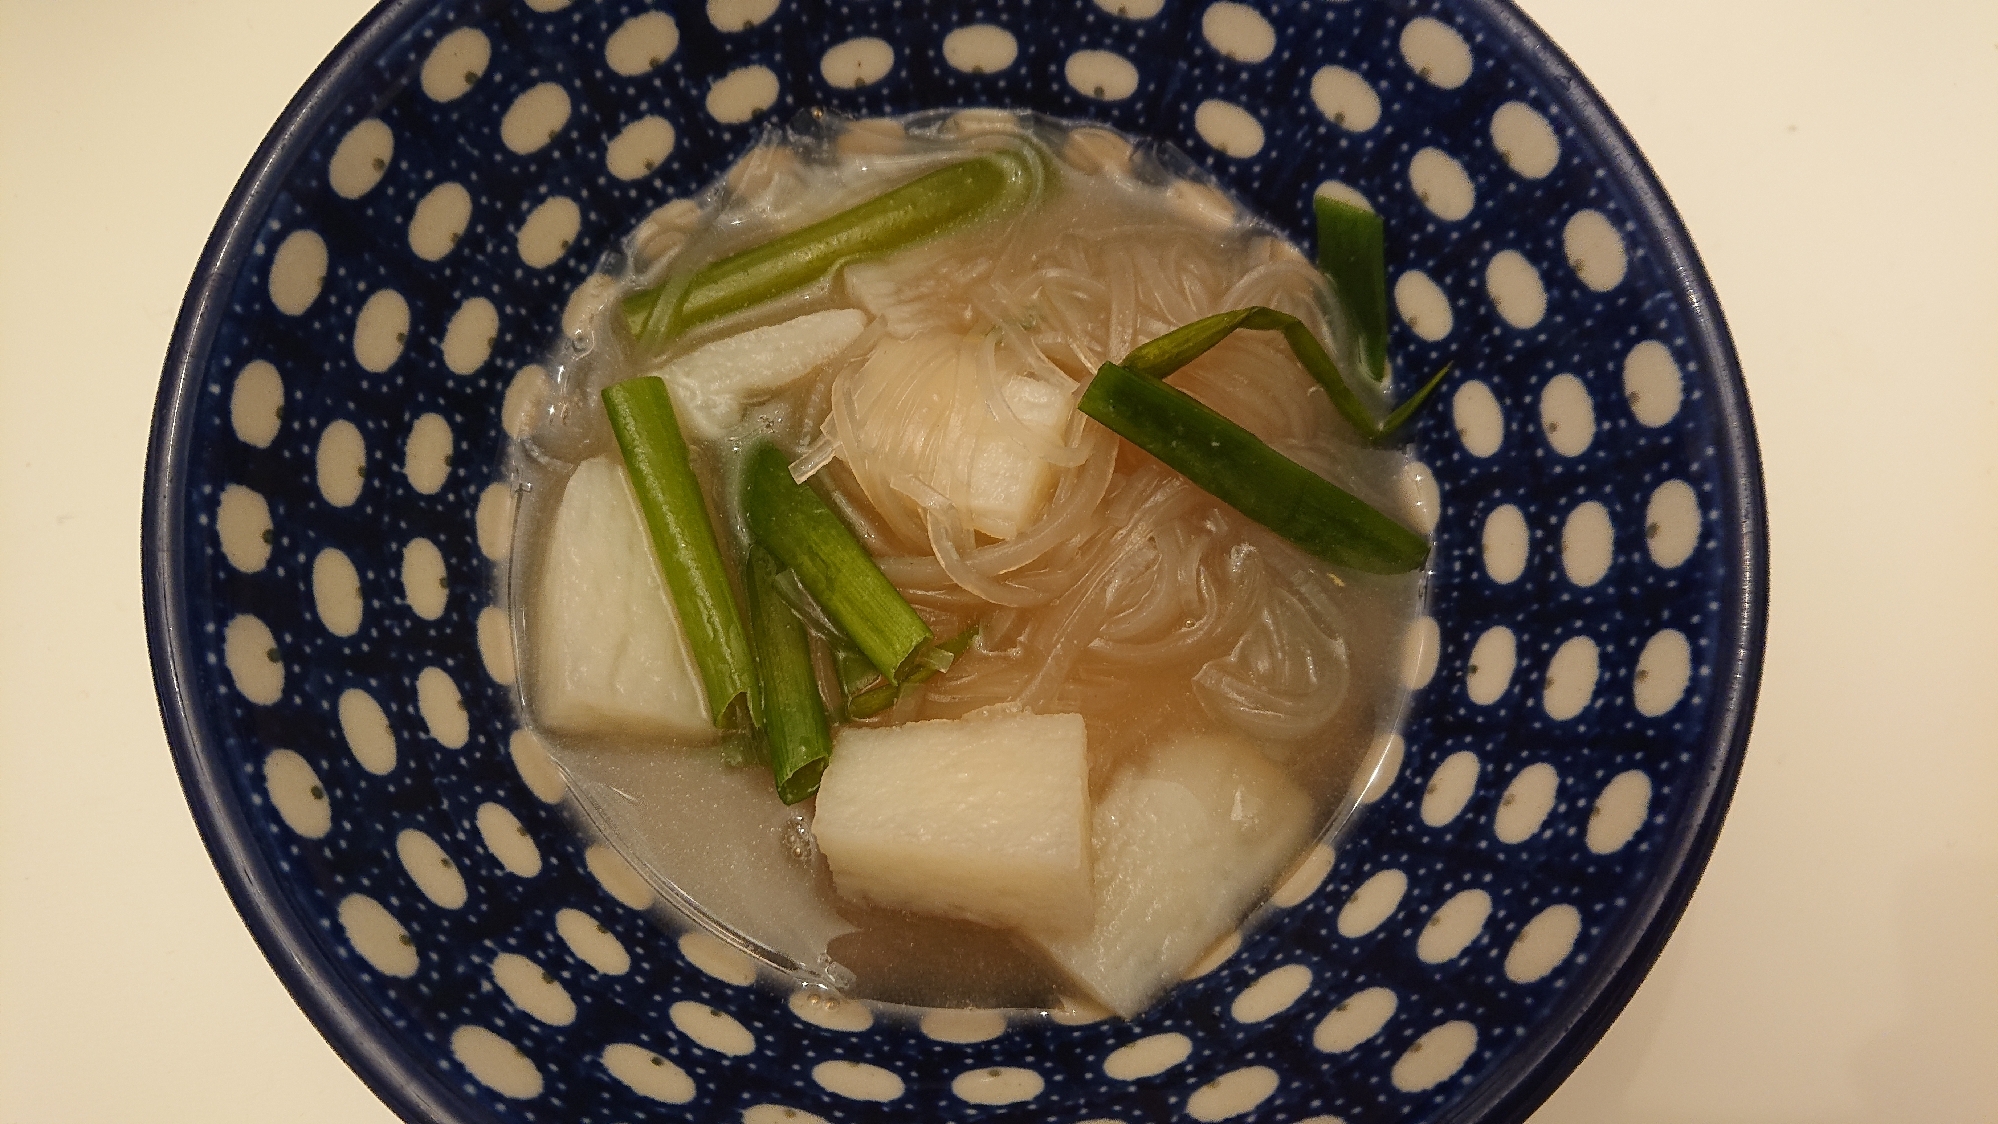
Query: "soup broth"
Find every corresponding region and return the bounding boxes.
[504,111,1424,1015]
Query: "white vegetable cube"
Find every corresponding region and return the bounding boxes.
[529,455,712,741]
[967,374,1070,540]
[654,308,869,439]
[1030,732,1316,1017]
[812,711,1092,935]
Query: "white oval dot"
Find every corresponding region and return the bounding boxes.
[606,11,678,76]
[602,1042,695,1103]
[1452,380,1503,457]
[1543,638,1599,722]
[517,196,581,269]
[339,689,396,775]
[501,83,571,154]
[1313,986,1397,1053]
[477,607,517,686]
[397,828,467,909]
[400,414,453,497]
[1417,889,1491,963]
[421,28,489,102]
[1337,869,1407,938]
[743,1108,829,1124]
[263,750,330,839]
[1422,750,1480,827]
[679,930,756,985]
[338,893,417,977]
[493,952,575,1026]
[708,0,779,31]
[417,666,468,749]
[1506,904,1582,983]
[1104,1033,1192,1080]
[1409,148,1473,221]
[477,802,540,878]
[1232,963,1313,1023]
[1402,615,1440,690]
[1187,1066,1279,1122]
[1400,16,1471,89]
[1202,2,1274,62]
[1314,179,1371,213]
[216,485,272,573]
[1539,373,1595,456]
[1184,930,1241,979]
[921,1009,1005,1043]
[402,538,448,621]
[1565,210,1627,292]
[562,274,620,341]
[670,1000,753,1055]
[353,289,409,374]
[1392,1021,1477,1092]
[312,548,363,637]
[1561,502,1613,587]
[1066,50,1139,101]
[707,65,779,124]
[557,908,630,974]
[509,728,562,802]
[943,25,1016,74]
[451,1027,540,1099]
[1394,271,1453,341]
[477,483,516,562]
[1270,842,1335,907]
[1496,762,1561,844]
[1357,733,1404,805]
[1486,250,1546,329]
[1492,101,1558,179]
[1646,479,1701,568]
[588,843,655,910]
[953,1067,1043,1106]
[316,421,366,509]
[788,988,873,1031]
[813,1061,904,1102]
[821,37,893,88]
[1634,629,1693,717]
[1096,0,1165,16]
[329,118,393,199]
[409,182,472,261]
[1589,771,1652,854]
[1194,99,1263,158]
[1481,504,1528,584]
[268,230,326,317]
[1309,66,1379,132]
[1624,340,1683,427]
[230,360,284,448]
[1466,625,1517,705]
[442,297,498,376]
[607,116,676,180]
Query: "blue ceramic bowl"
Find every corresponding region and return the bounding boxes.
[144,1,1764,1121]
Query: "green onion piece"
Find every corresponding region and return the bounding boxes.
[624,147,1047,346]
[1314,196,1390,384]
[1119,306,1438,443]
[601,377,759,727]
[846,624,977,720]
[1079,362,1429,574]
[740,443,934,681]
[744,545,833,804]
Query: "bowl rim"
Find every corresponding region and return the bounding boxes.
[141,1,1766,1122]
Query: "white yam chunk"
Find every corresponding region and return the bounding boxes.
[654,308,868,439]
[812,711,1091,935]
[970,374,1071,539]
[1031,732,1316,1017]
[529,455,712,740]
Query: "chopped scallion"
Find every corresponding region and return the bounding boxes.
[602,377,759,727]
[1078,362,1428,574]
[1313,196,1390,384]
[846,624,977,719]
[740,443,934,682]
[744,545,833,804]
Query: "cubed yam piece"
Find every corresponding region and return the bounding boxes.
[966,374,1070,540]
[529,455,712,740]
[656,308,868,438]
[1031,732,1316,1016]
[812,711,1091,935]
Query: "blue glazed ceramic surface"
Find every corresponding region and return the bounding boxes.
[144,1,1764,1122]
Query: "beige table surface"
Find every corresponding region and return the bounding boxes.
[3,1,1994,1121]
